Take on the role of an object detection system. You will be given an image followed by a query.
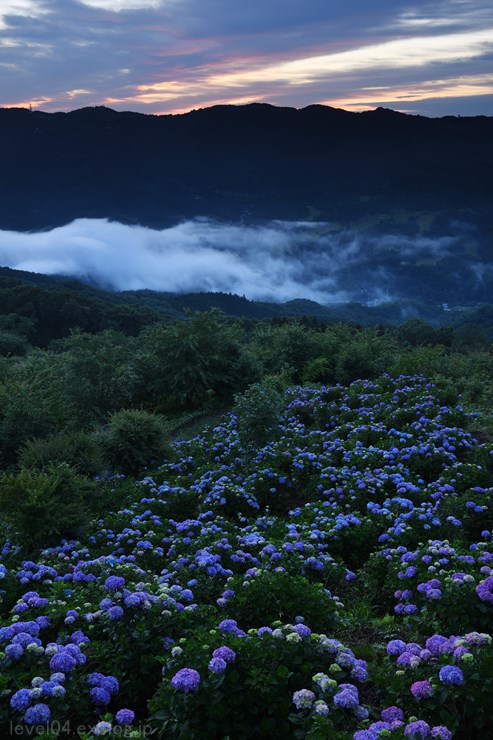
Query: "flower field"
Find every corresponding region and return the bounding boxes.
[1,373,493,739]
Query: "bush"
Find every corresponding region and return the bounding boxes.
[0,464,91,548]
[226,570,339,634]
[234,380,284,449]
[18,430,104,476]
[99,408,171,475]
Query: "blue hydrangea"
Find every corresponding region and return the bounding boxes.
[5,644,23,660]
[23,703,51,725]
[104,576,125,590]
[439,665,464,686]
[115,708,135,725]
[208,657,227,673]
[90,687,111,706]
[107,606,124,620]
[10,688,32,712]
[101,676,119,695]
[333,687,359,709]
[49,652,77,673]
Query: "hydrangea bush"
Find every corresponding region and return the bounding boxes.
[1,374,492,738]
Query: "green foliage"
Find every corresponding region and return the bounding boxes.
[18,429,104,476]
[0,464,91,548]
[226,570,339,633]
[0,331,30,357]
[234,379,284,448]
[61,330,136,426]
[98,408,171,475]
[0,350,67,468]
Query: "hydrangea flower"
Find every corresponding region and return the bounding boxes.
[115,708,135,725]
[404,720,431,737]
[411,680,434,699]
[49,652,77,673]
[292,689,315,709]
[381,706,404,723]
[90,687,111,706]
[23,703,51,725]
[171,668,201,693]
[431,727,453,739]
[387,639,407,655]
[476,576,493,603]
[439,665,464,686]
[208,657,227,673]
[92,721,112,736]
[212,646,236,663]
[10,688,31,712]
[104,576,125,591]
[333,685,359,709]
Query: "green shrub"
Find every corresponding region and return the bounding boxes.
[226,569,339,633]
[99,408,171,475]
[18,429,104,476]
[234,380,284,449]
[0,464,91,548]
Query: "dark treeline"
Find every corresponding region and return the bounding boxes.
[1,267,493,355]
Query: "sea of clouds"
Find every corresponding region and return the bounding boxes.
[0,217,469,303]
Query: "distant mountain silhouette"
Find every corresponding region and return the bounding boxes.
[0,103,492,231]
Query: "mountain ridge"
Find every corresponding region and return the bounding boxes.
[1,102,492,231]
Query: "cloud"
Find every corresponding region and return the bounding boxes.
[0,218,480,305]
[0,0,492,115]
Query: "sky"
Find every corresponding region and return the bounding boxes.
[0,0,492,117]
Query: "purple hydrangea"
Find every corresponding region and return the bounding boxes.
[171,668,201,693]
[476,576,493,603]
[411,680,434,699]
[212,646,236,663]
[0,626,14,642]
[88,672,105,686]
[431,727,453,739]
[381,706,405,723]
[218,619,240,634]
[101,675,119,695]
[404,720,431,737]
[425,635,451,655]
[369,722,392,733]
